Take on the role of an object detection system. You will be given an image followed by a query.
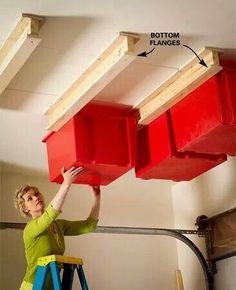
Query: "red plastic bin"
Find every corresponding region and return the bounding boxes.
[43,103,137,185]
[170,69,236,156]
[135,113,227,181]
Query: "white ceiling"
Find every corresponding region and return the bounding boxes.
[0,0,235,176]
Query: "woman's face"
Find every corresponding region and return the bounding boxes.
[23,188,45,217]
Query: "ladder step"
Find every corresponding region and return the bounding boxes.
[33,255,89,290]
[38,255,83,266]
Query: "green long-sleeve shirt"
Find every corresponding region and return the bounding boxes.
[22,204,98,286]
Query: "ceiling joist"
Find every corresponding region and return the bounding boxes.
[0,14,45,96]
[44,32,140,132]
[135,47,223,126]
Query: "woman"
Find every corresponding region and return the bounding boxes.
[14,167,101,290]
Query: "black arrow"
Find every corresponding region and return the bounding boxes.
[138,47,156,57]
[183,44,208,68]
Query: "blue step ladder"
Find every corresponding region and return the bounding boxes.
[33,255,89,290]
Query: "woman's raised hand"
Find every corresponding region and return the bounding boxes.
[51,167,83,211]
[61,166,84,185]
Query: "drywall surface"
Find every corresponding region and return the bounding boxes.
[172,157,236,290]
[0,170,177,290]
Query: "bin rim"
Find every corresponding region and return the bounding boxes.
[42,131,55,143]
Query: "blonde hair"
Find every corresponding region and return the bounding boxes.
[14,185,41,217]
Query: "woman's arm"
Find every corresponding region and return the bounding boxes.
[24,167,83,240]
[51,167,83,211]
[58,186,101,236]
[89,186,101,221]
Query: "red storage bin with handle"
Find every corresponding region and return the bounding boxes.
[170,69,236,156]
[43,103,137,185]
[135,112,227,182]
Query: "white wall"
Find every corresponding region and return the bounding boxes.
[172,157,236,290]
[0,169,178,290]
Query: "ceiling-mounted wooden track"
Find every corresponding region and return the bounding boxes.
[135,47,223,126]
[45,32,140,131]
[0,14,45,96]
